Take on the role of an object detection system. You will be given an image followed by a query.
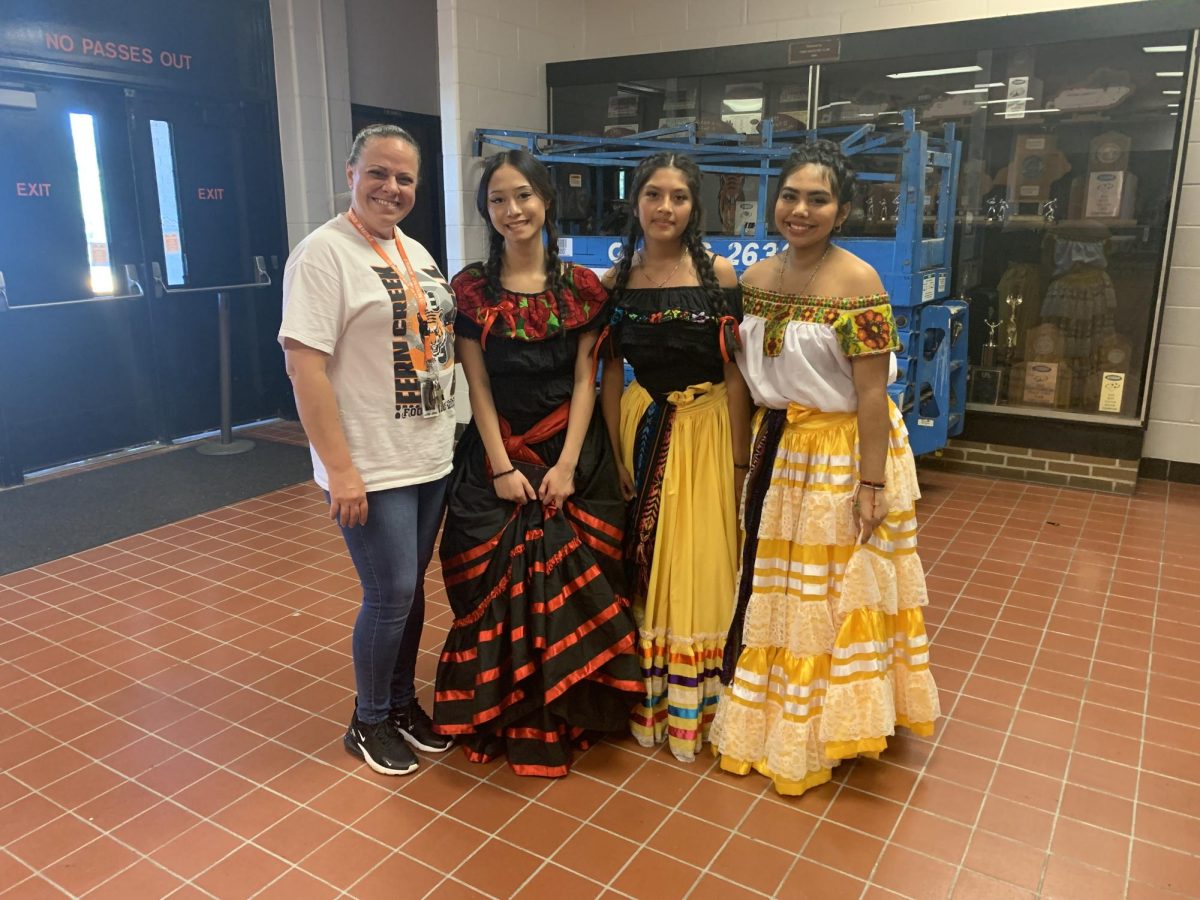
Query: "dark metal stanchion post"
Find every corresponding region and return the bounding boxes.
[197,290,254,456]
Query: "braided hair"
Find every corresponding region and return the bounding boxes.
[612,153,724,309]
[475,149,569,306]
[773,139,856,208]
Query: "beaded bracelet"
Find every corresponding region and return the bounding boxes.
[859,479,886,490]
[491,467,517,481]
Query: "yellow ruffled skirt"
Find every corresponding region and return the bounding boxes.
[711,401,940,795]
[620,380,738,761]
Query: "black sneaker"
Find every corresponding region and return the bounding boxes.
[344,711,419,775]
[391,701,453,753]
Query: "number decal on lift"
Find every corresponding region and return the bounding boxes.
[606,239,784,268]
[722,241,782,268]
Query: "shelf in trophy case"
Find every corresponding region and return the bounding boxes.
[970,217,1141,232]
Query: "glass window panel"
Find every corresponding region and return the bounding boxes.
[150,119,186,286]
[68,112,113,295]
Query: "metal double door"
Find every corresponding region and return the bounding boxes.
[0,75,287,484]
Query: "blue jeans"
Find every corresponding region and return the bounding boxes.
[334,477,448,725]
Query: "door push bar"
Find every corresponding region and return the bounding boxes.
[0,264,145,311]
[151,255,271,297]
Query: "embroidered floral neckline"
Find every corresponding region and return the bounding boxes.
[742,283,889,308]
[740,284,896,358]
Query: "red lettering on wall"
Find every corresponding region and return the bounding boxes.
[197,188,225,200]
[160,50,192,70]
[41,30,172,68]
[79,36,154,64]
[16,183,52,197]
[44,32,75,53]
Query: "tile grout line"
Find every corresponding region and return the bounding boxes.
[1123,479,1171,895]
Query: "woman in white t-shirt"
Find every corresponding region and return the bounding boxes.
[279,124,456,777]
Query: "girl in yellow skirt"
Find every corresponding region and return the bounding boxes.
[599,153,752,762]
[711,140,940,795]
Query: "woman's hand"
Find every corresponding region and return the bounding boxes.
[538,462,577,516]
[615,461,636,501]
[328,465,368,528]
[853,485,889,544]
[494,469,537,505]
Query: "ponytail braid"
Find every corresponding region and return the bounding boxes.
[611,213,643,298]
[683,229,724,310]
[481,227,505,306]
[543,213,568,300]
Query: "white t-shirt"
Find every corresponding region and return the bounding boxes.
[279,214,456,492]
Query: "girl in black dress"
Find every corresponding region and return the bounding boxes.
[433,149,641,776]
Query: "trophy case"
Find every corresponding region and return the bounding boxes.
[954,34,1189,422]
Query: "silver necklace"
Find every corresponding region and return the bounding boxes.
[777,244,831,294]
[636,249,686,288]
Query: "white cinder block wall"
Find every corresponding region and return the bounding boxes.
[436,0,585,277]
[577,0,1154,58]
[270,0,355,251]
[1144,106,1200,465]
[437,0,1198,466]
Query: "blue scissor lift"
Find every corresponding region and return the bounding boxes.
[474,110,966,455]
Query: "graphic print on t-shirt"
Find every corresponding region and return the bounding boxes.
[372,265,454,418]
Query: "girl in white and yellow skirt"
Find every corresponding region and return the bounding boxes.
[711,140,940,796]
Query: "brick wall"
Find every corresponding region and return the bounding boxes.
[919,440,1140,494]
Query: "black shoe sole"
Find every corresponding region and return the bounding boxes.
[343,732,418,776]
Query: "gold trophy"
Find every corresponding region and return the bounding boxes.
[1004,292,1023,362]
[982,316,999,368]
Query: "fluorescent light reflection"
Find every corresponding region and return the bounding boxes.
[887,65,982,79]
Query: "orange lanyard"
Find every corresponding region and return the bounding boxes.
[346,209,427,319]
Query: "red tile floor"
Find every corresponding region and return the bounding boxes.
[2,439,1199,898]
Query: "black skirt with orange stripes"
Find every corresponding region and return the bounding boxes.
[433,410,642,777]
